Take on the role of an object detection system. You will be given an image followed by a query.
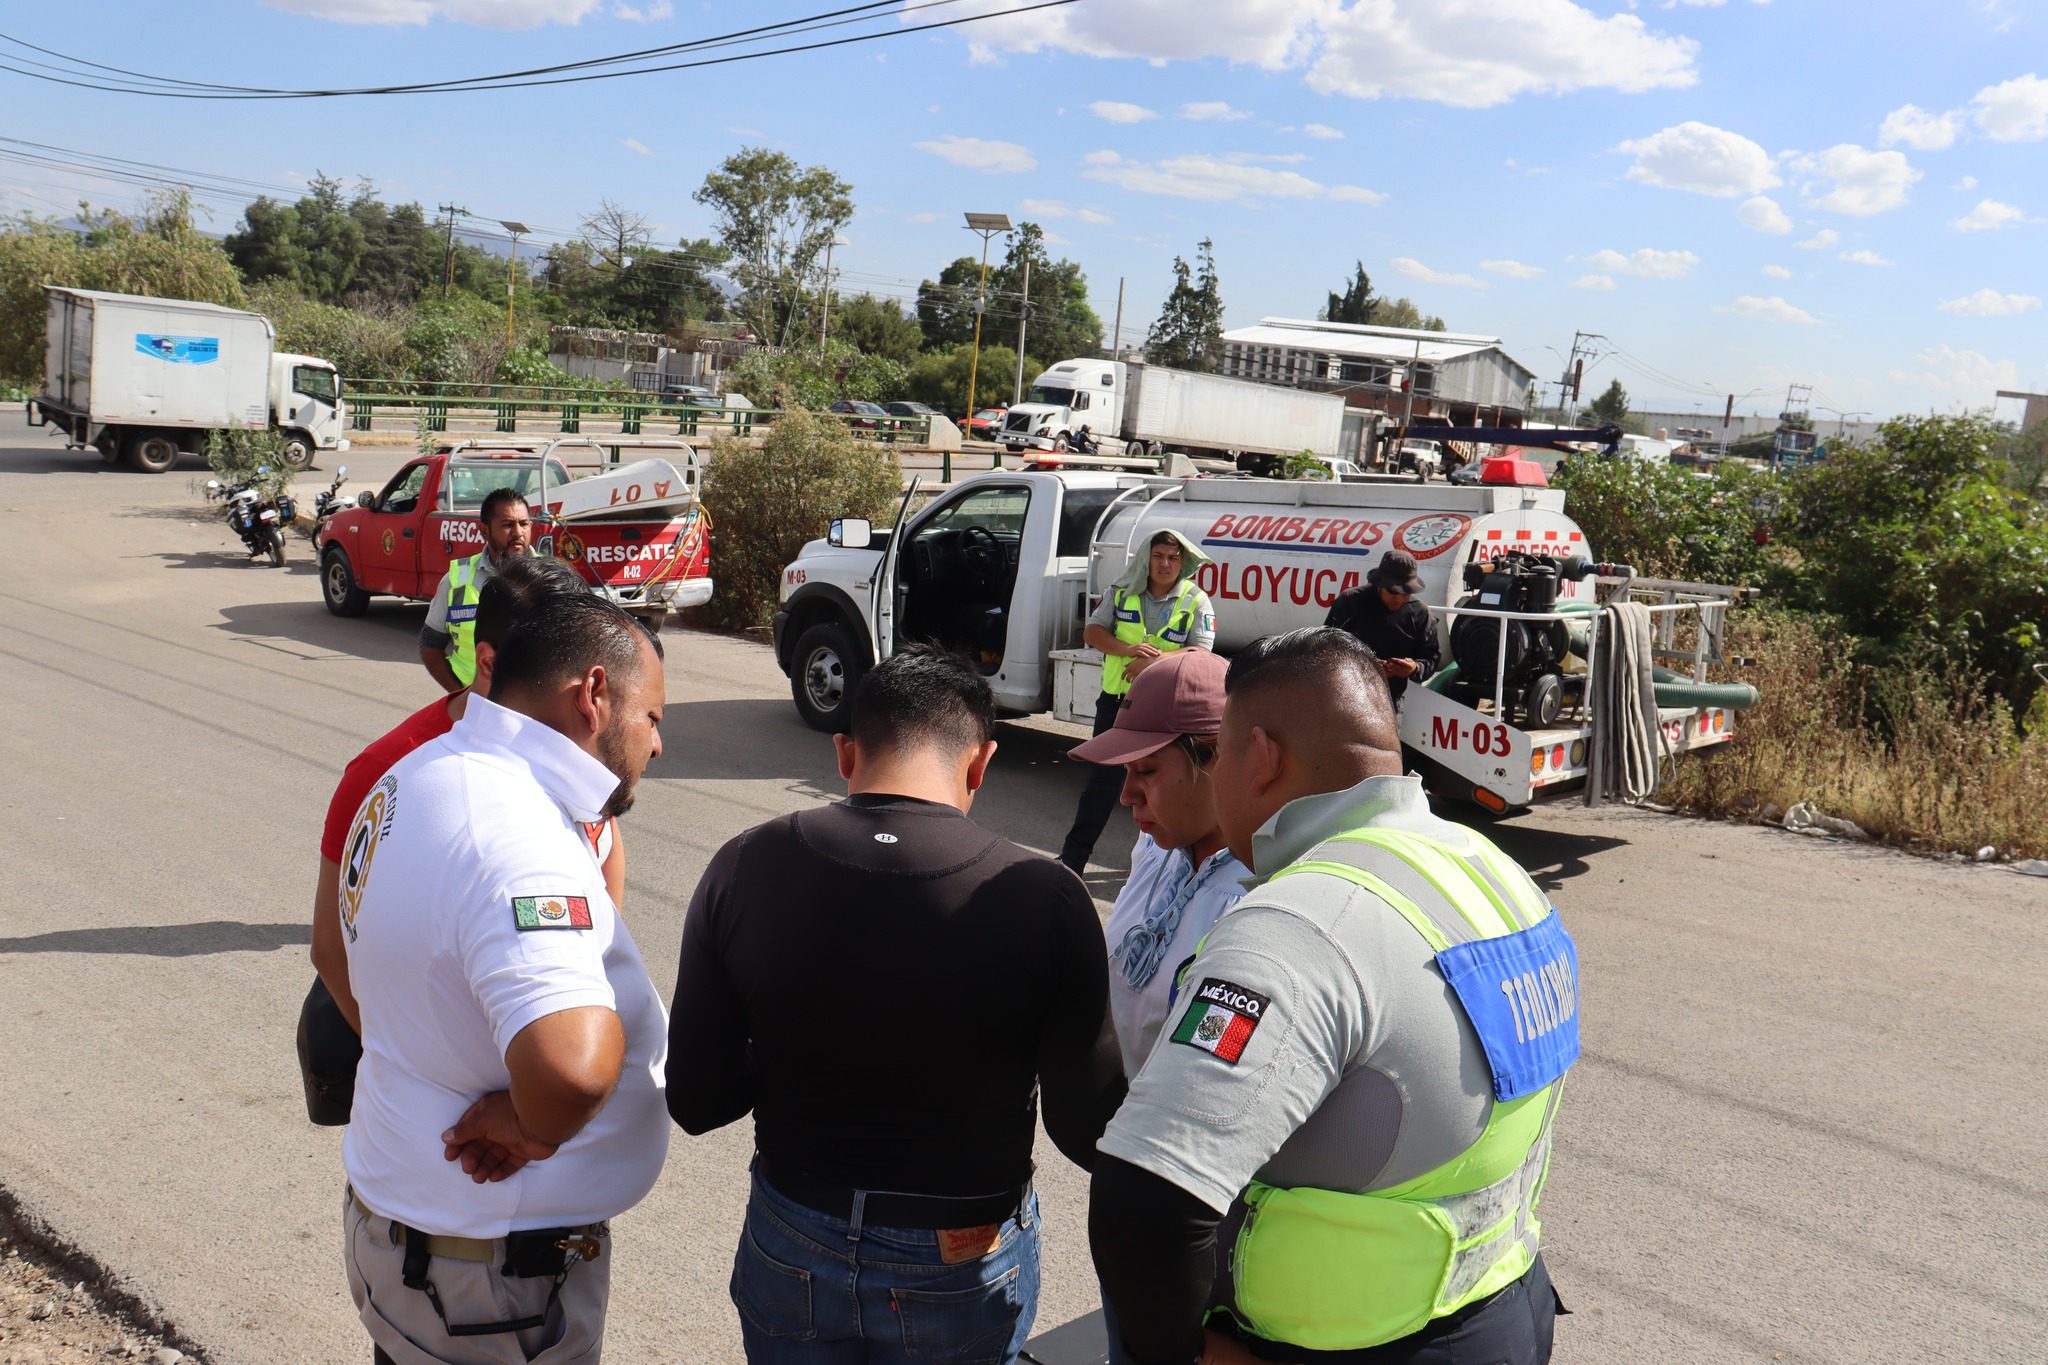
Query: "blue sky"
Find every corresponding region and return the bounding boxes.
[4,0,2044,421]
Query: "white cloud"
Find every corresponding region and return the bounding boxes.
[1736,195,1792,233]
[1839,249,1891,266]
[1955,175,1978,190]
[1572,274,1616,291]
[905,211,940,224]
[1585,246,1700,279]
[914,135,1036,173]
[1180,101,1251,121]
[1890,343,2018,392]
[1952,197,2025,231]
[612,0,670,18]
[620,136,653,156]
[1618,122,1780,197]
[1940,288,2042,316]
[1088,100,1158,124]
[1480,259,1545,279]
[1018,199,1070,218]
[1083,150,1384,205]
[1878,103,1961,151]
[1762,264,1794,279]
[261,0,600,24]
[1302,122,1344,140]
[1729,294,1817,324]
[1393,257,1484,288]
[1796,228,1840,249]
[947,0,1696,110]
[1971,73,2048,142]
[1791,144,1921,215]
[1076,207,1114,224]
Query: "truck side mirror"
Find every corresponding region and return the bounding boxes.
[356,490,376,509]
[336,465,348,478]
[829,517,872,550]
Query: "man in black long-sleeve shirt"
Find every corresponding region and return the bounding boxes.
[669,644,1124,1364]
[1322,550,1441,703]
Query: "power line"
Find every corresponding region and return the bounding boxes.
[0,1,1081,100]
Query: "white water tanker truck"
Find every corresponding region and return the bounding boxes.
[774,458,1756,811]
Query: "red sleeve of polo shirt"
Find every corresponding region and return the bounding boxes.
[319,698,459,863]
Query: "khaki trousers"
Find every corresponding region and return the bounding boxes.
[343,1189,612,1364]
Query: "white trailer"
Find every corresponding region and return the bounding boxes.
[775,464,1754,812]
[27,288,349,473]
[996,357,1346,471]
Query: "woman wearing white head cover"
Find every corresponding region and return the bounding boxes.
[1069,647,1242,1077]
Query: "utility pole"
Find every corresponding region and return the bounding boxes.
[1398,334,1423,437]
[438,204,469,299]
[818,235,842,346]
[1110,276,1124,359]
[1559,330,1605,423]
[1012,255,1032,404]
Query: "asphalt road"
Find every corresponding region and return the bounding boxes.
[1,414,2043,1364]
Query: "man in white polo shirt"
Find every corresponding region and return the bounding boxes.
[338,593,670,1364]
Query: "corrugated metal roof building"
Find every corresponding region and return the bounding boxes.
[1218,317,1539,424]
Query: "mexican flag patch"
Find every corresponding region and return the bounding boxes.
[513,895,592,931]
[1170,977,1270,1065]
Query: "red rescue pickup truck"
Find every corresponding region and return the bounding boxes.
[317,438,711,630]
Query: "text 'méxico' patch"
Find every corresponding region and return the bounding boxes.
[1170,977,1269,1065]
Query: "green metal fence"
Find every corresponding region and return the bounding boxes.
[341,381,931,445]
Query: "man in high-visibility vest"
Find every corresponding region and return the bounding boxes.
[1091,626,1574,1365]
[1059,529,1216,874]
[420,488,533,693]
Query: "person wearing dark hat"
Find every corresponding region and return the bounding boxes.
[1322,549,1440,703]
[1069,648,1245,1080]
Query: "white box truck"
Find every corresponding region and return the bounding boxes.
[26,288,349,473]
[996,357,1346,473]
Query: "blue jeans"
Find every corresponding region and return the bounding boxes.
[731,1172,1041,1364]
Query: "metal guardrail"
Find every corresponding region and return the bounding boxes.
[340,384,931,445]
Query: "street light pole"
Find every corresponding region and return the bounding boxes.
[962,212,1012,433]
[1012,254,1031,405]
[499,220,531,352]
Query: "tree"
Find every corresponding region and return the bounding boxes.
[1146,238,1224,371]
[724,338,905,410]
[579,198,653,267]
[347,190,436,304]
[1373,296,1446,332]
[916,255,985,351]
[1322,262,1376,324]
[904,343,1039,414]
[694,147,853,347]
[1587,378,1631,427]
[915,224,1103,362]
[1,192,244,380]
[698,406,903,630]
[830,293,923,366]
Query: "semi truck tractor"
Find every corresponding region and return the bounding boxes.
[776,461,1755,811]
[996,356,1347,472]
[26,287,349,473]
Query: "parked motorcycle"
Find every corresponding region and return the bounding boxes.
[206,466,290,567]
[303,465,351,541]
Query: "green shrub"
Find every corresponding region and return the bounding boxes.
[203,428,294,500]
[697,406,901,630]
[725,340,906,410]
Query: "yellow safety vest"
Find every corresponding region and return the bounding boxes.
[1222,826,1577,1350]
[445,554,482,686]
[1100,580,1203,697]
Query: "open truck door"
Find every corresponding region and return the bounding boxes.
[873,477,920,665]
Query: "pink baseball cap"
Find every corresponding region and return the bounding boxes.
[1070,649,1229,766]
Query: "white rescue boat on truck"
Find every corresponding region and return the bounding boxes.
[775,456,1755,812]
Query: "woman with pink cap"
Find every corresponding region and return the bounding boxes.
[1069,647,1245,1077]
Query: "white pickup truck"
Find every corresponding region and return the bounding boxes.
[775,464,1755,811]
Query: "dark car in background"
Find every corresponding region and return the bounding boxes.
[829,399,887,428]
[883,401,937,420]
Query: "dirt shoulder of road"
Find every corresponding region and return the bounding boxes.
[0,1191,197,1365]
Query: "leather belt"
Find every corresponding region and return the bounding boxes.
[348,1190,600,1264]
[757,1159,1027,1231]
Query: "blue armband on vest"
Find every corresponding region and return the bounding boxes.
[447,603,478,625]
[1434,911,1580,1102]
